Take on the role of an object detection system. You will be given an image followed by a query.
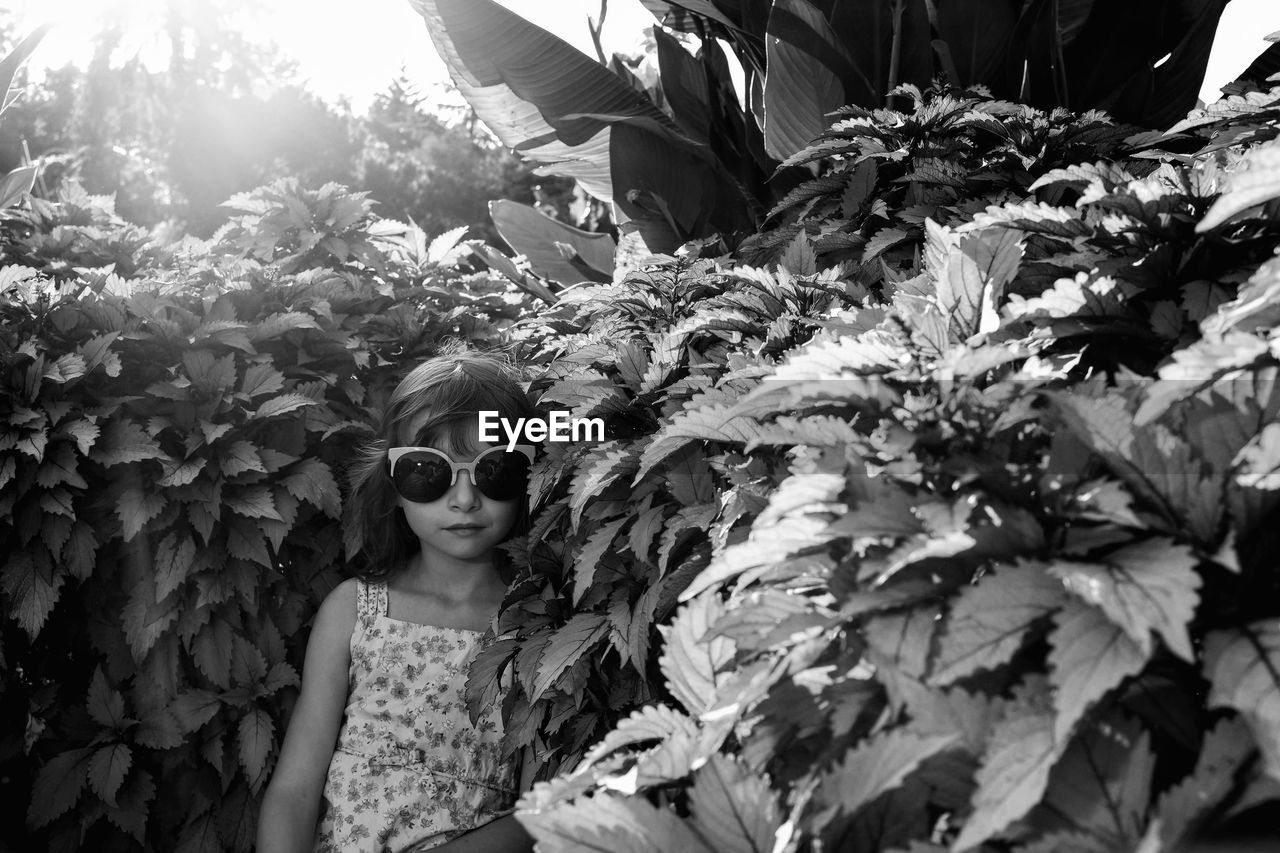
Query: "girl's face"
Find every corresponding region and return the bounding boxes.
[393,411,521,566]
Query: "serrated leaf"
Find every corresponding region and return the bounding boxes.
[1196,140,1280,232]
[930,563,1065,686]
[220,438,264,479]
[91,418,164,467]
[1204,619,1280,782]
[281,458,341,518]
[27,747,92,827]
[0,550,64,638]
[193,619,233,688]
[172,689,222,733]
[135,706,185,749]
[929,220,1023,340]
[227,517,272,568]
[87,666,128,729]
[684,472,845,599]
[570,444,638,529]
[1146,717,1254,849]
[237,708,274,787]
[582,704,699,768]
[1038,718,1154,844]
[155,531,197,600]
[103,767,154,843]
[88,743,132,806]
[517,790,714,853]
[465,637,518,724]
[659,595,736,715]
[532,614,608,703]
[224,485,282,521]
[687,753,783,853]
[115,485,166,541]
[819,729,960,822]
[1047,600,1148,743]
[248,311,319,342]
[1048,539,1200,661]
[952,679,1057,851]
[248,393,318,420]
[123,577,178,662]
[573,517,627,605]
[238,362,286,398]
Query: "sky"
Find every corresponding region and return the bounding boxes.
[6,0,1280,112]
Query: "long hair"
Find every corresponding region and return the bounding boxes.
[344,346,538,581]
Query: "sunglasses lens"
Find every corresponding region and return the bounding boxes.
[392,452,452,503]
[473,448,531,502]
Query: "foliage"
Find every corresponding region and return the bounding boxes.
[0,22,574,242]
[467,84,1280,851]
[0,177,531,851]
[415,0,1243,256]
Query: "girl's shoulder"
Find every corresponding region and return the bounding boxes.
[312,578,361,638]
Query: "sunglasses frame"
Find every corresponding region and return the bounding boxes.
[386,445,535,503]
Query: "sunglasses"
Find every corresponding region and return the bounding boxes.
[387,445,535,503]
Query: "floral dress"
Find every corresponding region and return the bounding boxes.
[314,580,516,852]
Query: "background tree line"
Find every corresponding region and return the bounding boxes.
[0,9,585,243]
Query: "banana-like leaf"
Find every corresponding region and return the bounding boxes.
[1059,0,1230,127]
[488,199,616,286]
[0,24,51,117]
[411,0,755,253]
[653,27,713,144]
[0,165,37,209]
[763,0,850,161]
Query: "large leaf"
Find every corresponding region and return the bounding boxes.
[659,594,736,715]
[817,728,960,823]
[952,678,1058,851]
[1047,539,1201,662]
[1035,718,1154,845]
[0,24,50,115]
[489,199,616,286]
[411,0,754,252]
[0,164,37,210]
[1196,139,1280,233]
[519,791,714,853]
[927,221,1024,341]
[687,753,784,853]
[930,563,1065,686]
[762,0,849,161]
[1204,619,1280,782]
[1062,0,1229,128]
[1145,717,1256,848]
[1047,601,1148,743]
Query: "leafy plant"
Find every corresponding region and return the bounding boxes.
[415,0,1245,256]
[0,178,529,851]
[469,84,1280,851]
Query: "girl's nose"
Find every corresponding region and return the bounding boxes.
[447,472,482,510]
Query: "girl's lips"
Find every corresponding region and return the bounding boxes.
[443,524,485,534]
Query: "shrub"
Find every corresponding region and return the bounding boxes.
[0,178,530,851]
[481,85,1280,851]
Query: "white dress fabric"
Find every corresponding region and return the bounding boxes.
[313,580,515,852]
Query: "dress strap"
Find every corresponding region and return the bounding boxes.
[356,580,388,620]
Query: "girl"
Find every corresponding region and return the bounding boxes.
[258,349,538,853]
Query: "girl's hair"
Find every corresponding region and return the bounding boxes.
[345,345,538,581]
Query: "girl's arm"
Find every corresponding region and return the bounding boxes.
[433,815,534,852]
[256,579,358,853]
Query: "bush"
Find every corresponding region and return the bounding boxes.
[481,85,1280,851]
[0,178,531,851]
